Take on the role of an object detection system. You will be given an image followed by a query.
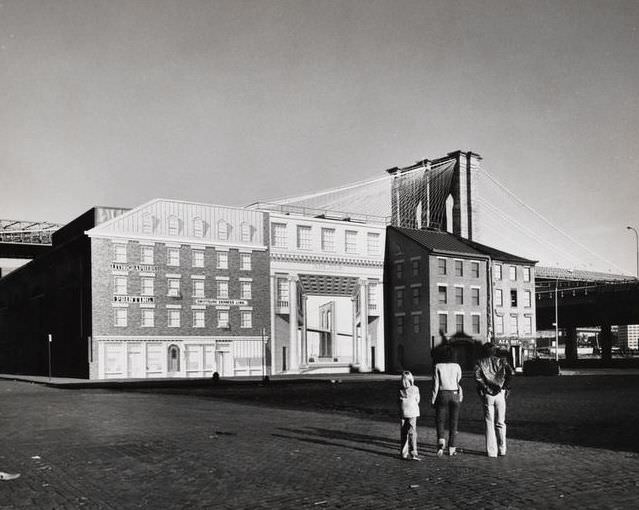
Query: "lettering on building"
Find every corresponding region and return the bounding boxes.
[111,263,157,272]
[195,298,248,306]
[113,295,155,304]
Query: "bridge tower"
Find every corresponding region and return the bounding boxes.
[386,150,482,239]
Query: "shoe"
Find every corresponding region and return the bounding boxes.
[498,450,507,456]
[449,447,457,456]
[410,455,423,462]
[436,439,446,457]
[0,472,20,481]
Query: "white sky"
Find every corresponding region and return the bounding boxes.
[1,0,638,273]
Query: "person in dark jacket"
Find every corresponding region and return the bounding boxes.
[474,343,514,457]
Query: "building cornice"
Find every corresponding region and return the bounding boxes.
[86,232,267,251]
[271,252,383,268]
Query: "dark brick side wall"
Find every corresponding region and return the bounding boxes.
[92,238,271,338]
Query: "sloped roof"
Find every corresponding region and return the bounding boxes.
[393,227,487,257]
[458,238,537,264]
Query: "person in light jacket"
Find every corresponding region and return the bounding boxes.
[399,370,421,461]
[474,343,515,458]
[431,344,463,457]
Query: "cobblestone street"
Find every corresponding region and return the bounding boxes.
[1,376,639,509]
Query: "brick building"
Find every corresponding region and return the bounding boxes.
[87,199,270,379]
[385,226,536,374]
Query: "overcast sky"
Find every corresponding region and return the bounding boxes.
[1,0,638,273]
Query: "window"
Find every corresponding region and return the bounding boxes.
[397,316,404,335]
[523,267,531,282]
[411,259,420,277]
[114,244,127,263]
[277,278,289,303]
[216,251,228,269]
[114,276,127,295]
[510,289,518,307]
[438,313,448,334]
[524,290,532,308]
[368,283,377,310]
[240,253,251,270]
[192,280,205,298]
[168,309,181,328]
[438,258,447,275]
[241,311,252,328]
[455,314,464,333]
[168,279,180,297]
[523,315,533,335]
[412,314,420,333]
[217,281,229,299]
[141,277,154,296]
[494,264,502,280]
[495,315,504,335]
[510,315,519,335]
[455,260,463,277]
[142,214,153,234]
[141,246,154,264]
[168,216,180,236]
[272,223,287,248]
[241,281,252,300]
[240,222,251,242]
[455,287,464,305]
[345,230,358,254]
[495,289,503,307]
[321,228,335,252]
[367,233,380,255]
[509,266,517,281]
[472,315,480,335]
[395,288,404,308]
[471,288,480,306]
[192,250,204,268]
[167,248,180,267]
[217,310,229,328]
[114,308,127,327]
[297,226,312,249]
[411,286,420,306]
[193,310,205,328]
[141,309,154,327]
[395,262,403,280]
[471,261,480,278]
[217,220,228,240]
[193,217,204,238]
[438,286,447,304]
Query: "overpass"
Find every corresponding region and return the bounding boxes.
[535,266,639,362]
[0,219,61,275]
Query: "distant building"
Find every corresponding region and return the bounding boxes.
[384,226,536,374]
[617,324,639,350]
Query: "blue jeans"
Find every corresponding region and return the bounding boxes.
[483,390,507,457]
[400,417,418,457]
[435,390,461,447]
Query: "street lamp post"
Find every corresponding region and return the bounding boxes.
[626,226,639,278]
[554,279,559,363]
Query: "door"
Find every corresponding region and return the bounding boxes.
[127,344,145,378]
[215,351,232,377]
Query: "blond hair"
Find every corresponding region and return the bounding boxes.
[400,370,414,389]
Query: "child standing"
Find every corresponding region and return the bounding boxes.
[399,370,421,461]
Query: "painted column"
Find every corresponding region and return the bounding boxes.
[301,295,308,368]
[359,279,369,370]
[351,296,359,367]
[288,275,299,372]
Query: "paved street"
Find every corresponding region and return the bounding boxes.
[1,375,639,509]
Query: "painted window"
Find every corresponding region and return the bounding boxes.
[193,217,204,238]
[510,289,518,307]
[395,262,403,280]
[509,266,517,281]
[472,315,480,334]
[321,228,335,252]
[192,250,204,268]
[396,316,404,335]
[272,223,287,248]
[168,345,180,372]
[297,226,312,249]
[523,267,531,282]
[241,311,252,328]
[471,288,480,306]
[192,280,205,298]
[167,248,180,266]
[240,253,251,270]
[240,222,252,242]
[438,313,447,334]
[114,276,127,295]
[455,314,464,334]
[455,287,464,305]
[168,309,181,328]
[142,214,153,234]
[217,219,229,240]
[168,216,180,236]
[345,230,358,254]
[524,290,532,308]
[412,313,420,333]
[471,261,480,278]
[217,310,229,328]
[168,279,180,297]
[216,251,228,269]
[495,289,503,307]
[494,264,502,280]
[411,258,420,277]
[141,278,154,296]
[114,308,127,327]
[438,286,447,304]
[510,315,519,335]
[141,309,154,327]
[193,310,205,328]
[495,315,504,335]
[395,288,404,308]
[241,281,252,300]
[523,315,533,335]
[411,286,420,306]
[217,281,229,299]
[114,244,127,263]
[438,258,447,275]
[367,283,377,309]
[141,246,154,264]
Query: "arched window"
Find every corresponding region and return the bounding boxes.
[168,216,180,236]
[168,345,180,372]
[142,214,153,234]
[217,219,228,240]
[240,222,252,242]
[193,217,204,238]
